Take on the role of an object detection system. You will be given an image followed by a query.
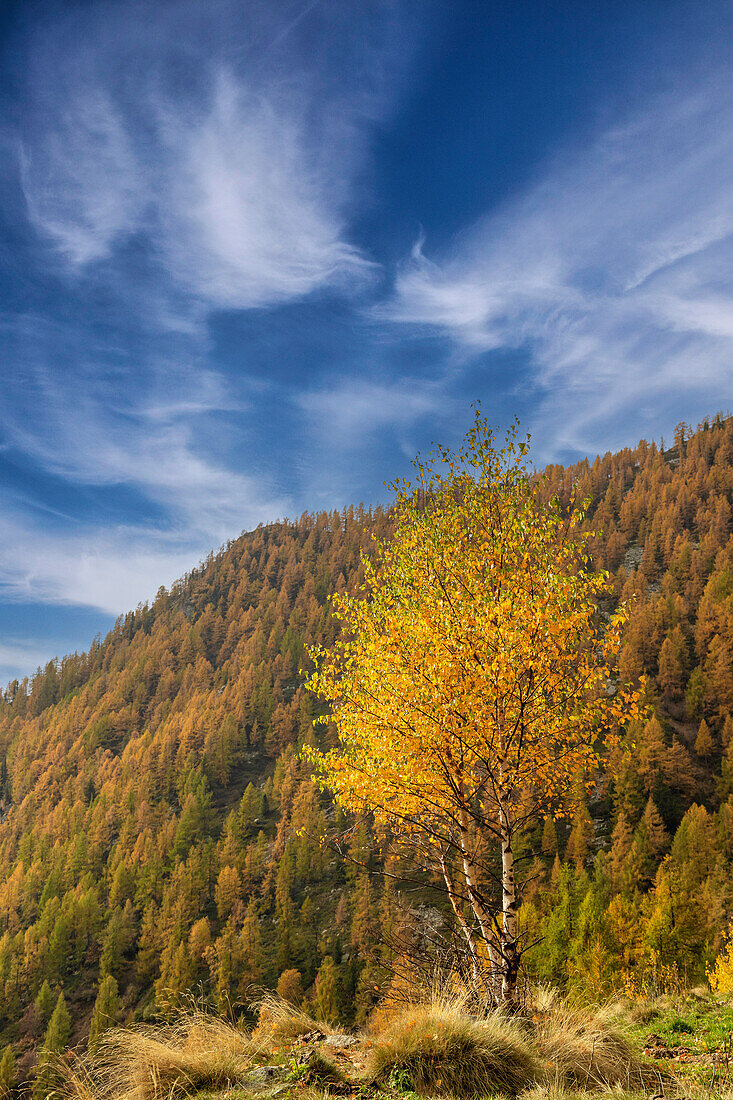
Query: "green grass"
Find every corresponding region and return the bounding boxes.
[283,1048,346,1085]
[628,996,733,1052]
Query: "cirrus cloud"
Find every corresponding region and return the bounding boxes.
[384,81,733,455]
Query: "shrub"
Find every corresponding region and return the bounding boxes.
[276,969,305,1007]
[367,998,538,1098]
[707,923,733,996]
[251,993,342,1047]
[288,1049,346,1086]
[58,1012,255,1100]
[529,988,663,1092]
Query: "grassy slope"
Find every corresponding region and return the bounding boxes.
[57,991,733,1100]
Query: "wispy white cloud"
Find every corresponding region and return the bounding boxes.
[20,89,144,266]
[18,1,393,312]
[0,430,288,613]
[0,640,64,686]
[297,376,448,445]
[385,81,733,455]
[0,518,196,614]
[0,331,289,616]
[1,0,416,636]
[157,69,376,309]
[292,375,456,508]
[4,356,289,581]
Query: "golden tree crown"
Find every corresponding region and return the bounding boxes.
[306,412,644,830]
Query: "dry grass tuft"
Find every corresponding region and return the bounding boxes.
[520,1085,649,1100]
[52,1059,99,1100]
[529,988,666,1093]
[251,993,342,1047]
[55,988,667,1100]
[367,988,665,1099]
[626,1003,659,1026]
[367,995,539,1098]
[299,1049,347,1085]
[59,1011,256,1100]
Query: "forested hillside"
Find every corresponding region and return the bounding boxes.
[0,415,732,1079]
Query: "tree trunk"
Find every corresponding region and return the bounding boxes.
[499,812,520,1006]
[438,850,483,994]
[456,799,502,1005]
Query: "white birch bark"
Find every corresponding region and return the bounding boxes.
[438,850,482,993]
[500,807,520,1005]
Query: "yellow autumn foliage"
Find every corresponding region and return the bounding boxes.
[306,412,644,1002]
[707,923,733,996]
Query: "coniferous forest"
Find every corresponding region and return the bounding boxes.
[1,415,733,1079]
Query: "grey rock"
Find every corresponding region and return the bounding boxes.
[244,1065,288,1085]
[297,1029,326,1044]
[324,1033,358,1049]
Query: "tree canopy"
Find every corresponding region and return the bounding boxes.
[308,414,643,1002]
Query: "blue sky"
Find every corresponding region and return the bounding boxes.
[1,0,733,685]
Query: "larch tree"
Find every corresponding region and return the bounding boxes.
[0,1045,15,1096]
[34,993,71,1100]
[695,718,714,759]
[306,414,643,1005]
[89,974,122,1048]
[276,967,304,1006]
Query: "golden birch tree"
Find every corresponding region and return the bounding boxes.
[306,414,643,1005]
